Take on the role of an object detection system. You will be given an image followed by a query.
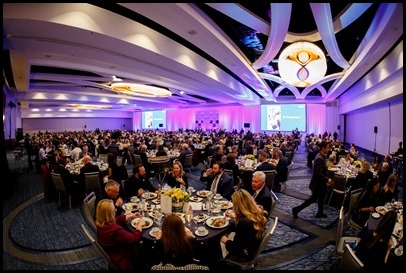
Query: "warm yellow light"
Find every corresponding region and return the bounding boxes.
[278,42,327,87]
[111,83,172,98]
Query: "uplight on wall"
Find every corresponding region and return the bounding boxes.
[278,42,327,87]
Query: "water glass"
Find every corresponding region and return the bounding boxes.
[185,211,193,227]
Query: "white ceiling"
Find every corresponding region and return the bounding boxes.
[3,3,403,113]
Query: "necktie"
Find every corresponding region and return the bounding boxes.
[252,191,257,199]
[210,175,220,193]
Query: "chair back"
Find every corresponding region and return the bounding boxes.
[81,223,119,270]
[338,244,364,270]
[206,155,213,169]
[51,172,71,209]
[82,191,97,230]
[285,150,293,165]
[220,217,278,270]
[327,174,347,205]
[183,154,193,174]
[223,168,233,184]
[132,154,143,166]
[287,161,294,180]
[347,188,364,232]
[336,206,345,247]
[151,263,209,270]
[85,172,101,195]
[263,170,276,190]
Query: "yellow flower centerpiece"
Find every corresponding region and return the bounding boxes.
[246,154,256,160]
[353,160,362,168]
[164,188,189,212]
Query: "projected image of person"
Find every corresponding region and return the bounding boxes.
[267,105,281,130]
[145,112,153,128]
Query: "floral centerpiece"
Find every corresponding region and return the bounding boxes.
[353,160,362,168]
[164,188,190,212]
[163,147,169,152]
[246,154,256,160]
[265,144,272,149]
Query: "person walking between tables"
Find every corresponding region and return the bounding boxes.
[292,141,333,219]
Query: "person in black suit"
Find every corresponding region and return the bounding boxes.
[292,141,333,219]
[200,161,234,200]
[124,164,156,201]
[251,171,273,218]
[135,144,152,176]
[272,148,289,192]
[255,152,275,171]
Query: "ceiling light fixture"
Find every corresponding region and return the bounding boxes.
[111,83,172,98]
[278,42,327,87]
[67,104,112,110]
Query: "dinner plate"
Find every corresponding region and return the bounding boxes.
[196,190,212,198]
[145,192,158,200]
[371,212,380,219]
[189,196,203,202]
[131,217,153,229]
[375,206,388,215]
[395,247,403,256]
[151,198,161,204]
[123,203,140,211]
[328,167,339,172]
[195,229,209,237]
[392,223,403,237]
[206,216,229,229]
[218,201,233,210]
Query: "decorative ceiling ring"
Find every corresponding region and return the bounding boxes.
[111,83,172,98]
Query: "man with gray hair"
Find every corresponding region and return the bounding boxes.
[251,171,273,218]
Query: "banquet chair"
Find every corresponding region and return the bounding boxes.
[281,161,294,193]
[326,173,347,205]
[346,188,364,233]
[85,172,101,195]
[51,172,72,209]
[223,169,233,185]
[132,154,143,166]
[149,156,170,182]
[336,206,360,256]
[81,191,96,230]
[183,154,193,175]
[263,170,276,190]
[338,244,364,270]
[219,217,278,270]
[81,223,120,270]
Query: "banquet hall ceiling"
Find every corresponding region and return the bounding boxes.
[3,3,403,112]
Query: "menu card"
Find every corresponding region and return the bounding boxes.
[160,194,172,214]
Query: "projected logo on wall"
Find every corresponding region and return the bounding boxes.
[260,104,306,132]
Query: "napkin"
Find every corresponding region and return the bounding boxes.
[189,202,202,211]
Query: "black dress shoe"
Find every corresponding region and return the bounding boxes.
[315,213,327,218]
[292,208,298,219]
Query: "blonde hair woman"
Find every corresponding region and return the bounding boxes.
[164,161,189,189]
[220,189,267,261]
[96,199,144,270]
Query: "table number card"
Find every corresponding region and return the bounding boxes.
[160,194,172,214]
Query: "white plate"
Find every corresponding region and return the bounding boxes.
[151,198,161,204]
[375,206,388,215]
[394,248,403,256]
[328,167,340,172]
[196,190,212,198]
[206,216,229,229]
[195,229,209,237]
[131,217,153,229]
[123,203,140,211]
[371,212,380,219]
[144,192,158,200]
[218,201,233,210]
[190,196,203,202]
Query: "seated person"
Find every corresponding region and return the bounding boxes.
[352,161,374,190]
[155,145,168,157]
[96,199,144,270]
[338,152,353,168]
[96,179,125,216]
[251,171,273,218]
[223,153,241,186]
[164,161,189,189]
[124,164,156,201]
[220,189,268,262]
[350,179,381,227]
[80,155,100,192]
[200,161,234,200]
[152,214,196,266]
[379,172,399,205]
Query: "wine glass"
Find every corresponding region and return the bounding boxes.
[185,211,193,227]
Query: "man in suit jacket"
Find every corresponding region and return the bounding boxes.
[135,144,152,176]
[79,145,92,159]
[251,171,273,218]
[292,141,333,219]
[200,161,234,200]
[256,152,276,171]
[124,164,156,201]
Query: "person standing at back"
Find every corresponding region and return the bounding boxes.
[292,141,333,219]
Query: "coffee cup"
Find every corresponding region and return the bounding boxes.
[215,193,221,199]
[130,196,138,203]
[197,226,207,235]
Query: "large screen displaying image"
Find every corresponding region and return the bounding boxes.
[260,104,306,132]
[142,110,166,129]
